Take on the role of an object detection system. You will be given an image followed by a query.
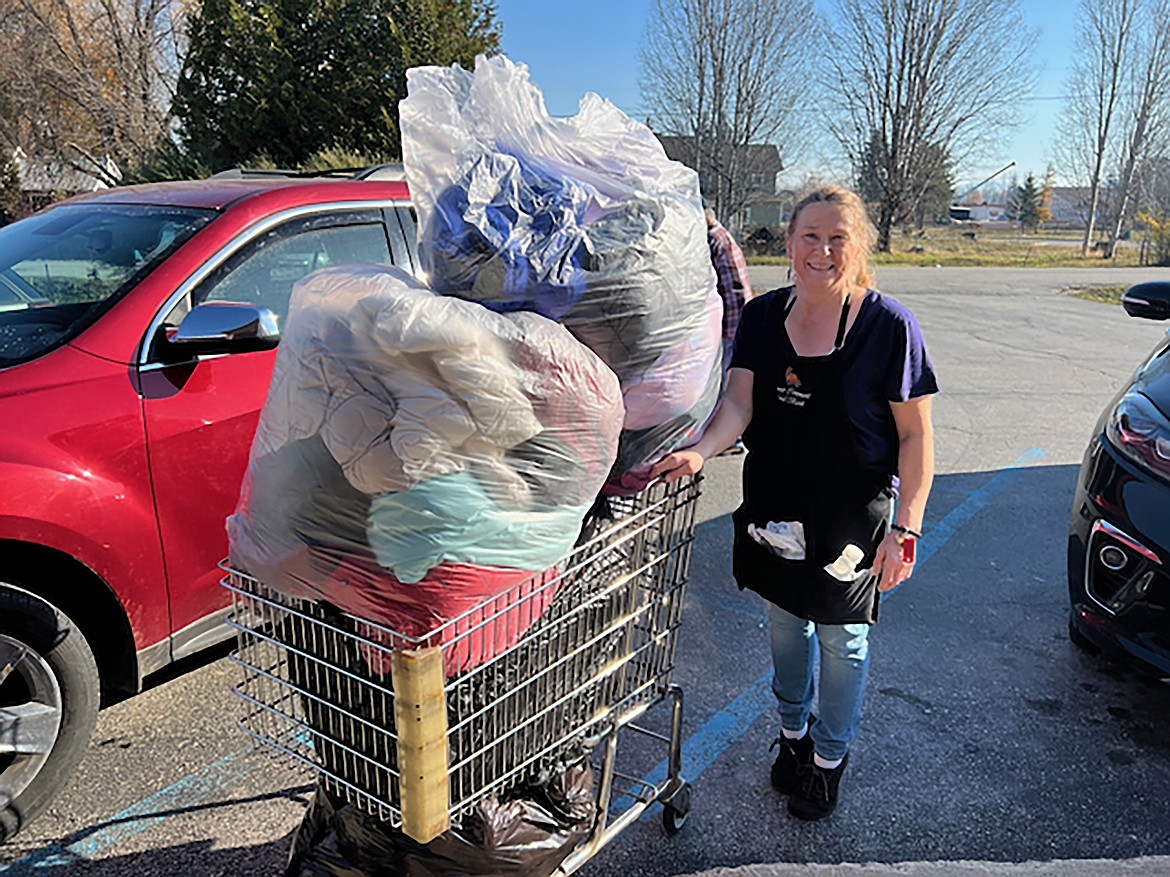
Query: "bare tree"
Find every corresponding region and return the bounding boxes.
[640,0,815,232]
[0,0,187,179]
[1099,0,1170,258]
[825,0,1037,251]
[1055,0,1143,257]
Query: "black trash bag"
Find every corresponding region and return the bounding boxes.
[287,761,597,877]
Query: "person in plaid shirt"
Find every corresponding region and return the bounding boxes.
[706,206,753,372]
[707,206,752,453]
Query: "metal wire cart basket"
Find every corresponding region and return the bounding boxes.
[223,475,701,873]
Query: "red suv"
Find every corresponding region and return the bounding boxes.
[0,168,417,839]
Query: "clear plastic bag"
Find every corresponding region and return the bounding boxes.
[227,264,623,650]
[399,55,721,489]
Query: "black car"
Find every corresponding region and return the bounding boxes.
[1068,281,1170,677]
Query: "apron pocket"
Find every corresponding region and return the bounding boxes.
[731,505,809,607]
[808,567,880,625]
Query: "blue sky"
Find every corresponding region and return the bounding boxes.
[492,0,1077,192]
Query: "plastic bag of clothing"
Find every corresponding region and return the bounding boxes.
[399,54,722,489]
[286,763,596,877]
[227,264,623,660]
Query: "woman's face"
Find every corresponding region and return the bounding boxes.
[786,202,859,293]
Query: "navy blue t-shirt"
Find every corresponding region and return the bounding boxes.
[730,288,938,478]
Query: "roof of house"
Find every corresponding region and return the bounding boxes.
[13,148,119,194]
[656,135,783,174]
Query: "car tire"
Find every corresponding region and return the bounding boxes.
[0,583,100,843]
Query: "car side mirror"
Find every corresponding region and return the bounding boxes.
[170,301,280,355]
[1122,282,1170,321]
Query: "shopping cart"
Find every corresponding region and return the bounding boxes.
[223,474,701,874]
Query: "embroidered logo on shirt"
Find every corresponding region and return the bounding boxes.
[777,366,812,407]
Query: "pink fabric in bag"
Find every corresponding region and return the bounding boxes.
[303,547,559,678]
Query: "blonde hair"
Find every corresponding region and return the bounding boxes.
[787,185,877,289]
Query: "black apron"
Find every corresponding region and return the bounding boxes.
[732,290,893,625]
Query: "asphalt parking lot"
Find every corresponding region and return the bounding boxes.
[2,265,1170,877]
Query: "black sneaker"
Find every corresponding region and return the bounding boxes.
[769,730,814,794]
[788,753,849,820]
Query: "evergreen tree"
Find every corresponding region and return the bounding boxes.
[1009,172,1043,233]
[914,144,955,228]
[856,134,953,230]
[174,0,500,170]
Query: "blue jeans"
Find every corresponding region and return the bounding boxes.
[769,602,871,762]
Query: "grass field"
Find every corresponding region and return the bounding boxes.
[1060,285,1127,305]
[747,225,1150,269]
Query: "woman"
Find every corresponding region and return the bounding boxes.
[651,185,937,820]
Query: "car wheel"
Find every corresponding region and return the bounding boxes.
[0,583,100,842]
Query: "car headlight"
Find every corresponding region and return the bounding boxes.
[1106,392,1170,480]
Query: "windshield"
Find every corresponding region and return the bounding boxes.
[0,202,216,366]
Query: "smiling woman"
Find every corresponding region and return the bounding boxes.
[651,184,938,821]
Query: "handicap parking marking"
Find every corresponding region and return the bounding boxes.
[0,750,260,874]
[908,446,1048,571]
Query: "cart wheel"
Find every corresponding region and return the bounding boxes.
[661,782,691,835]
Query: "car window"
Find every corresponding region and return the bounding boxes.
[0,273,50,312]
[5,205,211,304]
[0,203,214,366]
[194,212,393,323]
[387,206,420,275]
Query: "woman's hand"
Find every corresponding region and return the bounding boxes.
[873,531,915,592]
[648,449,707,483]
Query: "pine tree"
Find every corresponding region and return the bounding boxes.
[1009,172,1043,233]
[174,0,500,170]
[856,134,953,230]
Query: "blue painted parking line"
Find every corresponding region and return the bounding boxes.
[911,446,1048,569]
[635,672,775,802]
[0,750,259,874]
[636,448,1049,821]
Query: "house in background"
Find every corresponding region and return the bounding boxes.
[743,185,792,229]
[11,147,119,215]
[656,135,783,232]
[1047,186,1096,228]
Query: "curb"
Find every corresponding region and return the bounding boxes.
[682,859,1170,877]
